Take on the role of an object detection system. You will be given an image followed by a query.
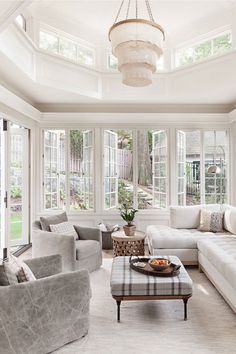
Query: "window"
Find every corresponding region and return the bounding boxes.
[43,129,94,211]
[15,14,26,32]
[175,31,232,68]
[43,130,66,210]
[107,54,164,71]
[108,54,118,70]
[137,130,168,209]
[177,130,201,206]
[177,129,228,205]
[39,30,95,66]
[70,130,94,210]
[104,130,133,210]
[204,130,228,204]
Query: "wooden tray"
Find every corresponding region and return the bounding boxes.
[129,256,181,277]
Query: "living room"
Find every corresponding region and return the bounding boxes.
[0,0,236,353]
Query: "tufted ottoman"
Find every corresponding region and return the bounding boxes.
[110,255,193,322]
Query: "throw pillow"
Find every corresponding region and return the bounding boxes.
[198,209,224,233]
[40,212,68,231]
[1,254,36,286]
[50,221,78,240]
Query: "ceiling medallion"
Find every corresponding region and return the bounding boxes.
[109,0,165,87]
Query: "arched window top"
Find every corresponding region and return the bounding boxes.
[15,14,26,32]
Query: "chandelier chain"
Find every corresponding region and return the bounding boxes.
[145,0,155,22]
[114,0,156,24]
[126,0,131,19]
[114,0,124,24]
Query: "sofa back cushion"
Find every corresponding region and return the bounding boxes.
[170,205,202,229]
[170,204,223,229]
[224,207,236,234]
[40,212,68,231]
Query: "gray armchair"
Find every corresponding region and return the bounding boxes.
[32,221,102,272]
[0,254,91,354]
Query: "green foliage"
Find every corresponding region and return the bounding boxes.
[70,130,83,158]
[119,203,138,226]
[118,180,133,207]
[11,186,22,199]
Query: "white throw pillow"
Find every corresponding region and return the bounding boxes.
[170,205,202,229]
[224,208,236,234]
[50,222,78,240]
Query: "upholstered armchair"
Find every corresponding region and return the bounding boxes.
[32,220,102,273]
[0,254,91,354]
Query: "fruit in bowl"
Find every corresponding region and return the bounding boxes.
[148,258,171,271]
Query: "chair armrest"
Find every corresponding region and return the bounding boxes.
[32,229,76,271]
[0,269,91,354]
[74,225,102,246]
[24,254,62,279]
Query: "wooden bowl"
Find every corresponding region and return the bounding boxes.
[148,258,171,271]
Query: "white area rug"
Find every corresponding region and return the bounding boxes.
[55,259,236,354]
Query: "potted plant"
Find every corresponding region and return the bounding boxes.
[119,204,138,236]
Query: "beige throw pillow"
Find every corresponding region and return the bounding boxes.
[198,209,224,233]
[50,221,78,240]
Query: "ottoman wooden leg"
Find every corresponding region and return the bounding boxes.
[116,300,121,322]
[183,297,189,321]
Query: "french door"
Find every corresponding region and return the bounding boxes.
[0,118,30,256]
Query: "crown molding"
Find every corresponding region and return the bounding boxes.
[0,84,41,122]
[36,103,234,114]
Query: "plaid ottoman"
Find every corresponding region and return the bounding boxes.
[110,255,193,321]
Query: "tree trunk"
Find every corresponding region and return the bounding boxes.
[137,131,152,186]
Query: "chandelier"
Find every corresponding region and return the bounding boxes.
[109,0,165,87]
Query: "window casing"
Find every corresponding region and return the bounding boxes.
[175,30,232,68]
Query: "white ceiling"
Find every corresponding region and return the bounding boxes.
[27,0,235,45]
[1,0,236,109]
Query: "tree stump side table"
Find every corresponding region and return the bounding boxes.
[111,230,146,257]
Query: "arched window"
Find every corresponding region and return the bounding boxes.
[15,14,26,32]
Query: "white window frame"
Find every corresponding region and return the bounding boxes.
[42,128,95,213]
[175,128,230,206]
[174,27,233,68]
[39,25,96,68]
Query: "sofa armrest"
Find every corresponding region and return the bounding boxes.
[74,225,102,246]
[32,230,76,271]
[24,254,62,279]
[0,269,91,354]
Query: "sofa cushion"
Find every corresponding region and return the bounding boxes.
[146,225,214,250]
[40,212,68,231]
[224,207,236,234]
[75,240,100,260]
[198,209,224,232]
[170,205,202,229]
[198,236,236,290]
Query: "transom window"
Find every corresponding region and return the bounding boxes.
[15,14,26,32]
[175,30,232,68]
[39,30,95,67]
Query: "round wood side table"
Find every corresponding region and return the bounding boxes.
[111,230,146,257]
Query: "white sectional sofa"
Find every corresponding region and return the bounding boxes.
[146,204,236,312]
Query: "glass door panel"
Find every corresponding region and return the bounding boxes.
[10,126,29,246]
